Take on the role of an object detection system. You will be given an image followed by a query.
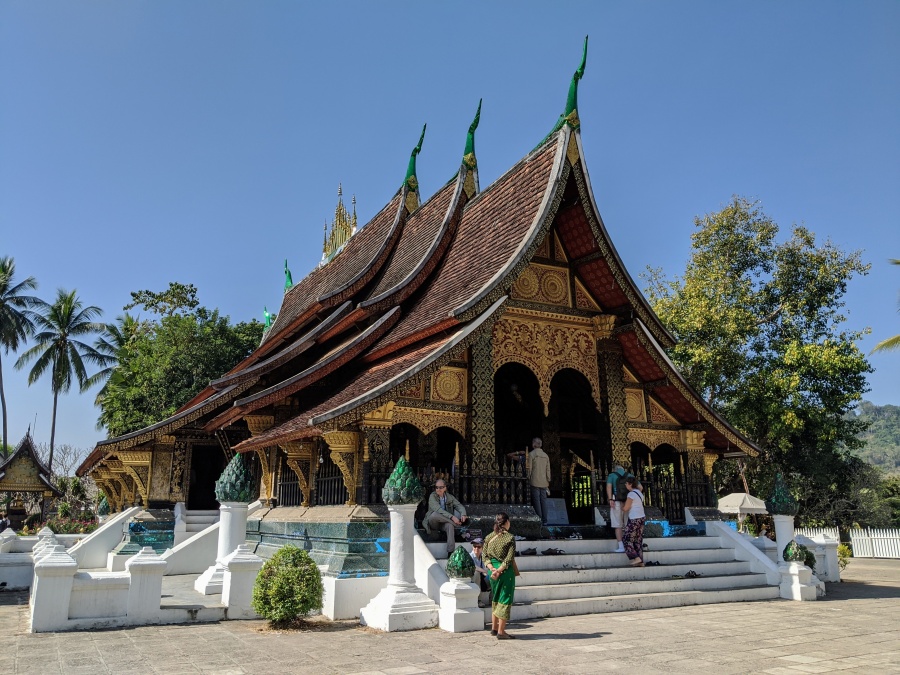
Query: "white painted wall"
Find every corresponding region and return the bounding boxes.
[67,507,142,569]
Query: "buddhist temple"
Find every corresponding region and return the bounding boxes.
[78,38,759,565]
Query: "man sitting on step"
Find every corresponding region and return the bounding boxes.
[424,480,468,555]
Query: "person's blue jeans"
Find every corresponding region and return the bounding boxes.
[531,486,548,525]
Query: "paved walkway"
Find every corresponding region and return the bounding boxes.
[2,559,899,674]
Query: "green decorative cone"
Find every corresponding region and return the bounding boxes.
[766,473,799,516]
[783,540,805,563]
[382,457,424,505]
[215,454,254,503]
[97,495,109,516]
[446,546,476,580]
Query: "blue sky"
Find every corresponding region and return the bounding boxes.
[1,1,898,453]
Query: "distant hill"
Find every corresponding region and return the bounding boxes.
[849,401,900,474]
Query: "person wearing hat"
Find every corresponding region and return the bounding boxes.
[425,479,468,555]
[469,538,490,593]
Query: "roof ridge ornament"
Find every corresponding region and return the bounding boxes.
[284,259,293,291]
[535,36,589,151]
[320,185,359,265]
[404,124,426,213]
[463,99,482,169]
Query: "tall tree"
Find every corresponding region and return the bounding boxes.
[84,313,146,409]
[97,283,263,437]
[0,256,40,457]
[14,289,110,472]
[871,258,900,353]
[644,197,874,526]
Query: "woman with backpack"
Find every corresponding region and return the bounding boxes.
[621,476,646,567]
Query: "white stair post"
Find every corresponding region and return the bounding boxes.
[30,545,77,632]
[772,514,795,562]
[126,546,167,623]
[195,501,249,595]
[222,544,264,619]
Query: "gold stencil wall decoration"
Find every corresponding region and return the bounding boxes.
[627,427,681,451]
[492,311,600,415]
[650,399,677,424]
[393,406,467,438]
[397,380,425,400]
[431,367,467,404]
[624,389,646,422]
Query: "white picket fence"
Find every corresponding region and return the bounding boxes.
[795,527,840,541]
[849,528,900,559]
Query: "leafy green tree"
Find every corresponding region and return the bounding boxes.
[0,256,39,456]
[644,197,874,527]
[848,401,900,475]
[84,313,147,417]
[97,284,263,437]
[14,289,110,473]
[871,259,900,353]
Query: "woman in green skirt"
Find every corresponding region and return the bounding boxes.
[483,511,516,639]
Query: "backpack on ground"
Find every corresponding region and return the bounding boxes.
[612,470,634,501]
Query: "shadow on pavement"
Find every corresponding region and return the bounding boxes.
[822,581,900,601]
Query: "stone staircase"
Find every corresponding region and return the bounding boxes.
[428,535,779,620]
[173,509,220,546]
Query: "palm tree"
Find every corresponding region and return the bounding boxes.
[0,256,39,457]
[14,289,110,472]
[872,259,900,354]
[84,313,145,431]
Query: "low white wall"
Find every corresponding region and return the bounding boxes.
[68,507,142,569]
[161,500,262,575]
[321,573,387,620]
[0,553,35,589]
[6,533,88,553]
[69,572,130,619]
[796,534,841,582]
[705,521,781,585]
[413,532,448,606]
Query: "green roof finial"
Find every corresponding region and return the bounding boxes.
[284,259,293,291]
[404,124,427,192]
[463,99,482,169]
[264,306,272,328]
[563,35,588,127]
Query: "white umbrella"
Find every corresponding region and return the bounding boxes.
[716,492,768,530]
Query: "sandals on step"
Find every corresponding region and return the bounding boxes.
[542,547,565,556]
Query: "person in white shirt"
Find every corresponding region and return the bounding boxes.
[621,476,646,567]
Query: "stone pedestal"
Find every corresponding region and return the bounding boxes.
[30,545,77,632]
[222,544,264,619]
[438,578,483,633]
[778,561,818,601]
[125,546,167,623]
[195,502,248,595]
[359,503,438,632]
[772,514,795,562]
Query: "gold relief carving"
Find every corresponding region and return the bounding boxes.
[431,368,466,404]
[492,312,601,415]
[574,279,600,311]
[362,401,396,428]
[627,428,681,451]
[254,448,272,500]
[624,390,646,422]
[106,459,124,471]
[553,232,568,262]
[119,450,151,465]
[123,465,149,507]
[534,236,551,259]
[0,456,43,492]
[170,441,187,502]
[322,431,360,506]
[463,170,476,199]
[397,380,424,400]
[702,453,718,477]
[245,415,275,436]
[650,400,677,424]
[623,367,639,384]
[160,435,176,445]
[511,264,570,307]
[681,430,706,452]
[591,314,616,341]
[566,133,580,166]
[393,406,468,437]
[281,442,314,507]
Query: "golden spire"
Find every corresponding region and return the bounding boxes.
[320,184,357,265]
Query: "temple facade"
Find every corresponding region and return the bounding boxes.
[78,41,758,534]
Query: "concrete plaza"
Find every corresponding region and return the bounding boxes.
[2,558,899,674]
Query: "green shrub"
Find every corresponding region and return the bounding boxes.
[57,502,72,519]
[252,545,323,625]
[24,513,42,529]
[837,543,852,572]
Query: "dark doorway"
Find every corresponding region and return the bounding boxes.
[187,445,226,510]
[494,363,543,460]
[550,368,604,524]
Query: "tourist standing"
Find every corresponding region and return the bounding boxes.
[0,512,9,532]
[622,476,646,567]
[483,512,517,639]
[425,480,468,555]
[527,437,551,525]
[606,464,629,553]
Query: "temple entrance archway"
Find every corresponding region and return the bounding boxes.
[494,363,543,460]
[550,368,604,525]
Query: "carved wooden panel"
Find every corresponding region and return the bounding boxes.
[649,399,677,424]
[510,263,571,307]
[397,379,425,400]
[627,427,681,451]
[624,389,646,422]
[150,448,173,501]
[430,367,467,405]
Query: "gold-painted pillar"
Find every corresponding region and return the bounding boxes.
[245,415,276,503]
[595,315,629,470]
[119,450,152,508]
[680,430,707,476]
[321,430,361,506]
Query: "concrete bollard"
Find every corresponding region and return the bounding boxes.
[195,501,249,595]
[125,546,167,623]
[31,545,77,632]
[438,578,483,633]
[222,544,264,619]
[778,561,818,601]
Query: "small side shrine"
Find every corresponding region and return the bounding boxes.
[0,433,61,529]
